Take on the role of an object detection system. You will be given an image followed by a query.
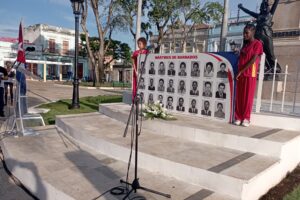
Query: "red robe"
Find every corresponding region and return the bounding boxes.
[131,49,148,101]
[235,39,263,121]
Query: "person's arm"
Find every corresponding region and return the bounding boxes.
[1,68,8,80]
[270,0,280,15]
[236,55,259,80]
[238,4,259,18]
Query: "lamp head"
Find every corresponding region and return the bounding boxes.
[70,0,84,15]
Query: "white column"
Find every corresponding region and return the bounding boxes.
[43,63,47,82]
[59,65,62,81]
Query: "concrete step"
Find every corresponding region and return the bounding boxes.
[1,125,235,200]
[55,113,298,200]
[99,103,300,158]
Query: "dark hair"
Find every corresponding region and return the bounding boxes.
[180,80,185,84]
[220,63,226,68]
[150,62,154,66]
[180,62,186,68]
[137,37,147,45]
[193,62,199,67]
[168,96,173,101]
[218,83,225,88]
[205,81,211,87]
[191,99,196,104]
[244,23,256,32]
[159,79,164,83]
[204,100,210,105]
[179,97,184,102]
[192,81,198,86]
[217,103,223,108]
[169,62,174,66]
[206,62,213,68]
[160,62,164,66]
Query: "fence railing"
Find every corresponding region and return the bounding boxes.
[255,56,300,116]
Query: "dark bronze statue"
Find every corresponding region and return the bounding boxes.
[238,0,281,74]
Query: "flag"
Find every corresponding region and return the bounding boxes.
[17,22,26,63]
[16,21,27,96]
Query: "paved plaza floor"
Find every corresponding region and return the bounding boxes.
[0,81,123,200]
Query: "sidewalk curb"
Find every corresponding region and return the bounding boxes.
[54,83,128,91]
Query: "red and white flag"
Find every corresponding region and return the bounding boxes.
[16,22,26,64]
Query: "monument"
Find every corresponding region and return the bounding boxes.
[238,0,282,74]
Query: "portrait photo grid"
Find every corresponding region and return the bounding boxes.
[138,54,231,121]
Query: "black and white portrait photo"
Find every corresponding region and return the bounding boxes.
[217,63,228,78]
[167,62,176,76]
[176,97,185,112]
[139,77,145,89]
[178,62,187,76]
[140,92,145,104]
[158,62,166,75]
[202,81,212,97]
[158,95,164,107]
[204,62,214,77]
[216,82,226,99]
[166,96,174,110]
[189,99,198,114]
[167,79,175,93]
[214,102,225,119]
[148,93,154,104]
[191,62,200,77]
[148,78,155,91]
[201,100,212,116]
[157,79,165,92]
[190,81,199,96]
[178,80,186,94]
[139,61,146,74]
[149,62,156,75]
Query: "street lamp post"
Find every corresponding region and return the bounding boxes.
[70,0,84,109]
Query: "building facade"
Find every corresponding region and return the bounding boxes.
[0,24,89,82]
[150,24,210,54]
[207,16,253,52]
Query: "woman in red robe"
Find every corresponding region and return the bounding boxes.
[235,24,263,127]
[131,37,148,102]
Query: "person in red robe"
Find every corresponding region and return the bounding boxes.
[131,37,148,102]
[234,24,263,127]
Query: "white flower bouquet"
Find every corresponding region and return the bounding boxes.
[142,101,175,120]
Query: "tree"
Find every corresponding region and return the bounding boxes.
[179,1,223,52]
[81,0,125,84]
[117,0,152,41]
[147,0,179,53]
[80,34,132,80]
[147,0,223,53]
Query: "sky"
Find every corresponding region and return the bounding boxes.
[0,0,258,49]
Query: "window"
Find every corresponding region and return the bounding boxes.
[49,39,55,53]
[62,41,69,55]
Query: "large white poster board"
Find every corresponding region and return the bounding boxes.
[138,53,235,122]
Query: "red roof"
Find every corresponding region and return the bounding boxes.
[0,37,18,43]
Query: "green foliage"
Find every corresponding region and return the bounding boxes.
[284,185,300,200]
[105,39,132,64]
[38,95,122,125]
[80,34,132,64]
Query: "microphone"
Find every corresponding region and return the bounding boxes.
[146,43,158,51]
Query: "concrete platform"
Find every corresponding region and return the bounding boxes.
[1,126,235,200]
[99,103,300,158]
[55,109,300,200]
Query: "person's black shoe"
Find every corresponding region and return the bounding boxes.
[0,113,5,117]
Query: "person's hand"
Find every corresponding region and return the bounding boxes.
[238,3,243,9]
[236,72,242,80]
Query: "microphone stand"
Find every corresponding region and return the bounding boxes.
[120,49,171,199]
